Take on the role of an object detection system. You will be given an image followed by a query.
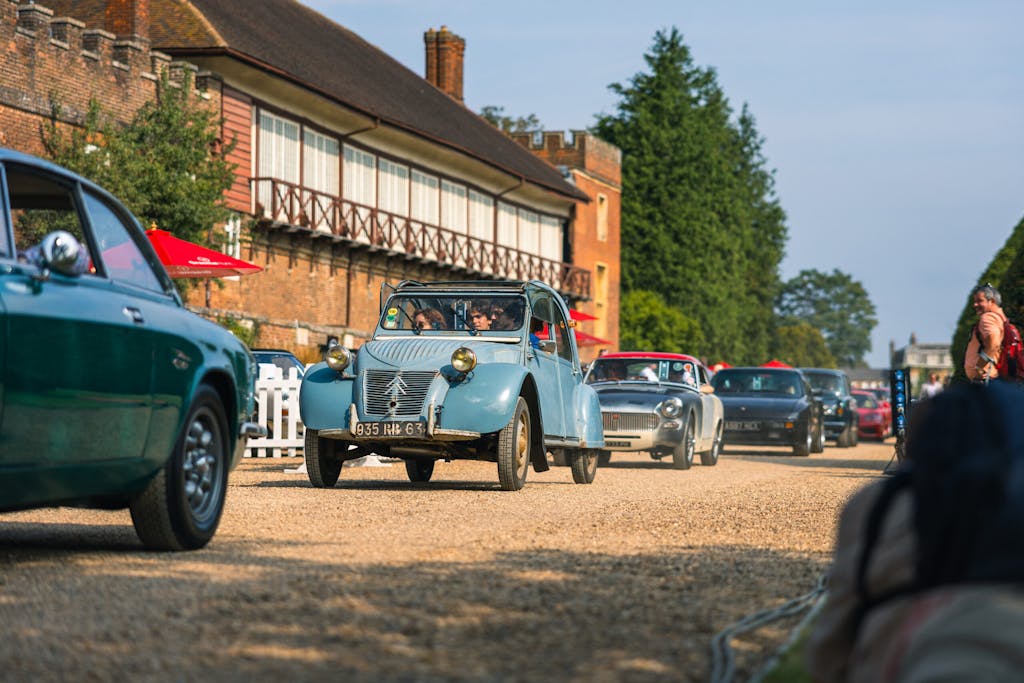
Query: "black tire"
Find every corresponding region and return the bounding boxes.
[811,422,826,453]
[305,428,343,488]
[598,451,612,466]
[793,424,812,456]
[569,449,598,484]
[129,384,229,551]
[497,397,531,491]
[405,458,435,482]
[700,421,723,466]
[671,416,695,470]
[836,423,852,448]
[848,420,859,447]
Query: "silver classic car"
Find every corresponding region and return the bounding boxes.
[299,280,604,490]
[584,352,724,469]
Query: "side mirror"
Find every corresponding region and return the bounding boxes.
[41,230,88,277]
[538,340,557,354]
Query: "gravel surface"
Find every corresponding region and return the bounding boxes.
[0,441,896,682]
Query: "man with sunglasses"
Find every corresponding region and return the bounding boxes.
[964,283,1007,383]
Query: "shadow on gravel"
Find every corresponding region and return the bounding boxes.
[0,536,829,683]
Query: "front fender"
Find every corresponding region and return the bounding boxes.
[571,383,605,447]
[438,363,529,434]
[299,362,354,431]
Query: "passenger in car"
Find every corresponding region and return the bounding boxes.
[413,308,446,330]
[470,304,492,330]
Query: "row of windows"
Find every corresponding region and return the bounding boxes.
[256,111,563,260]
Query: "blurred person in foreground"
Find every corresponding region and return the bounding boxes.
[805,381,1024,683]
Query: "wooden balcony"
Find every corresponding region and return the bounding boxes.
[250,177,590,300]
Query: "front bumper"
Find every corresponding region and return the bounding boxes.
[722,419,805,447]
[319,403,481,443]
[601,411,683,451]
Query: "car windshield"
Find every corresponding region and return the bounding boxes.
[711,370,804,396]
[253,351,305,377]
[379,294,527,334]
[854,393,878,409]
[585,358,697,387]
[804,372,844,395]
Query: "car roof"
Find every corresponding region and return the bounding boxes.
[598,352,700,363]
[252,348,298,355]
[801,368,847,375]
[715,366,801,373]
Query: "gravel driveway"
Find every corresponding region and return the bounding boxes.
[0,441,895,682]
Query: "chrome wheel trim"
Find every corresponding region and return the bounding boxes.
[182,410,223,524]
[515,411,529,478]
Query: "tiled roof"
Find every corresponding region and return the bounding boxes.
[46,0,586,202]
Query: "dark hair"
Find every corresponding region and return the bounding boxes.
[971,282,1002,306]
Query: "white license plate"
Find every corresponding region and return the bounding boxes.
[354,421,425,438]
[725,421,761,431]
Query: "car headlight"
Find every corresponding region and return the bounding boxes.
[451,347,477,374]
[325,345,352,373]
[658,398,683,418]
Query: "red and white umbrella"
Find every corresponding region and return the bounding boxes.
[145,228,262,278]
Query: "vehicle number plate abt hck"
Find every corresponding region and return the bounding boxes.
[354,421,426,438]
[725,421,761,431]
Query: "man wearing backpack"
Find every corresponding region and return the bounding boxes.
[964,283,1007,382]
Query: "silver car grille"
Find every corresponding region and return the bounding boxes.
[602,412,660,432]
[363,370,437,417]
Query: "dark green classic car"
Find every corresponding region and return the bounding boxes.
[0,148,263,550]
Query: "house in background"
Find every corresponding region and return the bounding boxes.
[889,335,953,395]
[7,0,621,362]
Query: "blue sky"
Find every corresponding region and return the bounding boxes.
[304,0,1023,367]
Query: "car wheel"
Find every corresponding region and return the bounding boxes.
[700,421,723,466]
[129,384,228,551]
[497,396,531,491]
[405,458,435,482]
[671,416,695,470]
[305,428,343,488]
[598,451,612,467]
[811,423,826,453]
[849,421,859,447]
[836,423,851,448]
[569,448,598,484]
[793,425,812,456]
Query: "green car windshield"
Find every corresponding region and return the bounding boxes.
[380,294,527,333]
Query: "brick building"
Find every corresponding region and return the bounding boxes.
[3,0,621,362]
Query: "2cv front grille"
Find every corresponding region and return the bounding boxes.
[362,370,438,417]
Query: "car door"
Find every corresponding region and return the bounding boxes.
[696,364,716,446]
[0,163,154,466]
[525,292,566,437]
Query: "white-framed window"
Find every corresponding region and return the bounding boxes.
[411,170,439,225]
[343,144,376,208]
[441,179,467,233]
[468,189,494,242]
[540,215,561,261]
[518,208,539,255]
[379,159,410,217]
[303,129,339,196]
[257,111,300,218]
[496,201,517,250]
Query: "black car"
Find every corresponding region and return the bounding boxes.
[710,367,825,456]
[801,368,859,447]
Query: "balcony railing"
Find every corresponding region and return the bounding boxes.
[251,177,590,299]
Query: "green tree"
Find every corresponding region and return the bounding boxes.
[772,322,836,368]
[618,289,704,353]
[776,268,877,367]
[479,106,542,134]
[950,214,1024,383]
[593,28,787,364]
[42,70,235,247]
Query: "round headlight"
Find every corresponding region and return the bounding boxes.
[451,347,477,374]
[325,344,352,373]
[658,398,683,418]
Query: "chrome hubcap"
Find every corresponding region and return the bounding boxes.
[516,413,529,475]
[183,414,221,522]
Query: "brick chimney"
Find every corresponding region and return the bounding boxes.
[105,0,150,44]
[424,26,465,103]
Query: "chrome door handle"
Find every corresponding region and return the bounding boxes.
[123,306,145,324]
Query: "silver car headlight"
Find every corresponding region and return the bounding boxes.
[325,344,352,373]
[658,398,683,419]
[451,347,477,374]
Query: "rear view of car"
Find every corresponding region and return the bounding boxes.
[710,367,824,456]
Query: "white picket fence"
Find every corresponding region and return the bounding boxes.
[245,366,305,458]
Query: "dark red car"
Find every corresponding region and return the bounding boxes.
[853,390,891,440]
